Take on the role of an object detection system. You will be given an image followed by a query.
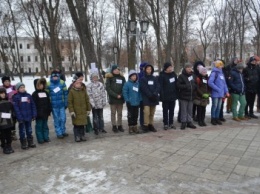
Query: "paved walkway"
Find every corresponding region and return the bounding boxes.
[1,110,260,194]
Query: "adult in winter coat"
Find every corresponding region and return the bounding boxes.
[1,75,17,140]
[12,82,37,149]
[123,70,142,134]
[46,70,68,138]
[208,60,230,125]
[0,87,15,154]
[228,63,248,121]
[140,64,160,133]
[68,78,91,142]
[177,63,197,130]
[193,67,210,127]
[159,62,178,130]
[87,71,107,135]
[32,78,52,143]
[243,55,260,119]
[105,64,126,133]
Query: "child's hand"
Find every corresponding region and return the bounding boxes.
[70,112,76,118]
[86,111,90,116]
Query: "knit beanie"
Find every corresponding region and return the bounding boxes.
[163,62,172,71]
[15,82,25,90]
[139,62,147,70]
[90,71,99,80]
[236,62,245,70]
[1,76,10,84]
[184,63,192,68]
[111,64,119,72]
[249,55,260,63]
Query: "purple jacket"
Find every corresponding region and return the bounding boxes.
[208,67,229,98]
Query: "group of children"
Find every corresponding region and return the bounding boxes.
[1,57,259,154]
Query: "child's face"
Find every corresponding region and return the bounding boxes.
[3,80,10,87]
[0,92,6,99]
[113,68,120,75]
[92,76,98,82]
[38,84,44,90]
[165,66,173,73]
[146,66,152,75]
[130,74,137,81]
[19,86,25,93]
[52,76,59,80]
[74,81,82,89]
[77,76,84,82]
[185,67,193,74]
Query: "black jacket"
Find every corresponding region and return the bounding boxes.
[159,71,178,102]
[32,79,52,120]
[243,63,259,93]
[0,98,15,130]
[177,69,197,101]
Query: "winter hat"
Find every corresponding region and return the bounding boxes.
[140,62,148,70]
[184,63,192,68]
[72,72,84,82]
[236,62,245,70]
[249,55,260,63]
[0,87,6,93]
[15,82,25,90]
[90,71,99,80]
[163,62,172,71]
[198,66,207,75]
[111,64,119,72]
[128,70,137,79]
[51,70,60,77]
[214,60,224,68]
[1,76,10,84]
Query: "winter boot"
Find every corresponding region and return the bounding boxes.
[118,125,125,132]
[129,126,134,135]
[216,119,222,125]
[79,128,87,141]
[201,121,207,126]
[180,122,186,130]
[198,121,204,127]
[94,128,99,135]
[211,118,217,125]
[187,122,197,129]
[73,128,81,142]
[11,130,18,141]
[3,146,11,154]
[112,126,118,133]
[148,124,157,132]
[20,139,28,150]
[164,125,168,130]
[142,125,150,133]
[133,125,139,133]
[170,124,176,129]
[27,136,36,148]
[7,145,14,153]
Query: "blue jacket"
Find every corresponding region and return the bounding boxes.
[123,80,142,106]
[12,92,37,122]
[46,78,68,108]
[208,67,229,98]
[228,68,245,95]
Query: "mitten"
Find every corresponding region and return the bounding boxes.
[70,112,76,118]
[86,111,90,116]
[202,93,210,99]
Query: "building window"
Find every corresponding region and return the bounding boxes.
[49,56,52,62]
[35,56,38,62]
[20,44,23,49]
[20,56,23,62]
[28,56,31,62]
[27,44,30,49]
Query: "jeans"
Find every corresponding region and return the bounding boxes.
[19,121,33,140]
[211,97,222,119]
[35,119,49,143]
[232,93,246,118]
[52,107,66,136]
[92,108,104,130]
[162,101,176,125]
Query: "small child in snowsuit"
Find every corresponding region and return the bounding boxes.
[87,71,107,135]
[68,74,91,142]
[194,67,210,126]
[123,70,142,134]
[32,78,52,144]
[12,82,37,149]
[0,87,15,154]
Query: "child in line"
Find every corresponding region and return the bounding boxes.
[13,82,37,149]
[177,63,197,130]
[194,66,210,126]
[159,62,178,130]
[0,88,15,154]
[32,78,52,144]
[46,70,68,139]
[87,71,107,135]
[1,76,17,140]
[140,63,160,132]
[106,65,126,133]
[68,74,91,142]
[123,70,142,134]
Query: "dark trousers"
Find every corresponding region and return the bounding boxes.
[73,125,85,139]
[162,101,176,125]
[127,104,139,126]
[19,121,33,140]
[139,101,144,126]
[197,105,206,122]
[92,108,104,130]
[245,92,256,115]
[0,128,12,148]
[193,104,197,117]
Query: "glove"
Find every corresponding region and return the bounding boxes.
[70,112,76,118]
[202,93,210,99]
[86,111,90,116]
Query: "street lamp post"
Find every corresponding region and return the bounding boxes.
[128,20,149,70]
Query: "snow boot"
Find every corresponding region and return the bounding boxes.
[20,139,28,150]
[27,136,36,148]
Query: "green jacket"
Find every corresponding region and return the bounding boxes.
[105,73,126,104]
[68,86,91,126]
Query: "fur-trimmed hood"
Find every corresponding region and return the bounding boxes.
[34,78,47,90]
[105,72,124,78]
